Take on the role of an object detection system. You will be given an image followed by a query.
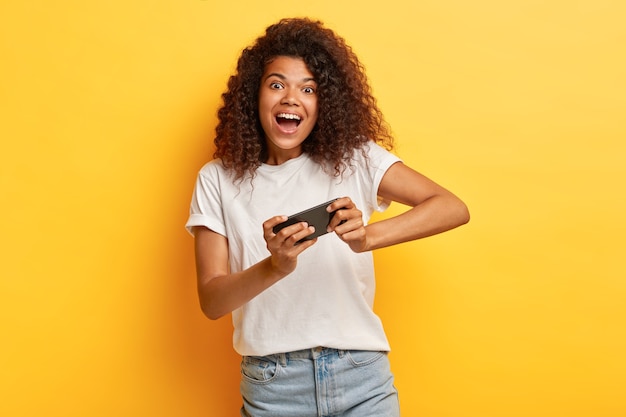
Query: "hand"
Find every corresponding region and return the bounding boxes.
[263,216,317,276]
[326,197,369,253]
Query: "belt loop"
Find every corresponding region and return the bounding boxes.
[278,352,287,367]
[338,349,345,358]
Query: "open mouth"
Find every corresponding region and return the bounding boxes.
[275,112,301,130]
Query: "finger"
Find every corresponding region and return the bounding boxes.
[336,224,366,243]
[327,208,347,231]
[283,225,316,247]
[328,207,361,231]
[327,196,354,212]
[263,215,288,239]
[292,236,317,252]
[272,221,307,240]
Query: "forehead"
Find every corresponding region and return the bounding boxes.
[263,56,315,80]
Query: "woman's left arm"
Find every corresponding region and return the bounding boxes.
[330,161,470,252]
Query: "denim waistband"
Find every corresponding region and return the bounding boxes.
[275,347,346,366]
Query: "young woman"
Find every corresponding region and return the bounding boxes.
[186,17,469,417]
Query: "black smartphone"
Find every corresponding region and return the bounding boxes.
[272,198,342,243]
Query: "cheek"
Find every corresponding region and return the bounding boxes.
[257,98,273,123]
[311,108,319,125]
[257,95,269,114]
[307,98,319,120]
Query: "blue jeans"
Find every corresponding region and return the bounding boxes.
[240,347,400,417]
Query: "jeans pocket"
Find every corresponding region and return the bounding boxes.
[346,350,386,367]
[241,355,280,384]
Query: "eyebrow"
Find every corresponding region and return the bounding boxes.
[264,73,316,83]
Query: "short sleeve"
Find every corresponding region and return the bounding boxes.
[185,161,227,237]
[360,142,402,213]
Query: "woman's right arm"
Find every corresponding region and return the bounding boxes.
[192,217,316,320]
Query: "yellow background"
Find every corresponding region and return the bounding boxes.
[1,1,625,416]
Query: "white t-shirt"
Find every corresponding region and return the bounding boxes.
[186,142,401,356]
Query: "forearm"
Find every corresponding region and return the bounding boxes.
[198,256,285,320]
[364,193,469,251]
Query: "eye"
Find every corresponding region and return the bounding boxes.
[269,82,284,90]
[302,86,316,94]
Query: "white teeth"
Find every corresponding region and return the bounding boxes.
[276,113,301,120]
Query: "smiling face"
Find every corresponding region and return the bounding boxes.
[258,56,319,165]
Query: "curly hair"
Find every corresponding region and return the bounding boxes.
[214,17,394,181]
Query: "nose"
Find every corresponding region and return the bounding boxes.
[281,89,298,105]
